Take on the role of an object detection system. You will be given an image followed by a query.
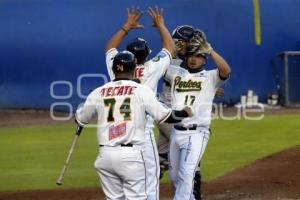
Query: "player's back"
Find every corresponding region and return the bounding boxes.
[97,80,150,146]
[76,79,171,146]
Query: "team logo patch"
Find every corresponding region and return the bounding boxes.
[152,51,167,62]
[109,122,127,140]
[157,51,167,58]
[152,56,160,62]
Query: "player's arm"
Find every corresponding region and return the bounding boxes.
[141,86,192,124]
[147,6,176,57]
[191,30,231,80]
[164,107,192,123]
[75,91,99,127]
[215,87,225,98]
[105,7,144,52]
[210,50,231,80]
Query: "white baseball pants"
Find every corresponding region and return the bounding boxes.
[169,128,210,200]
[94,145,147,200]
[143,128,160,200]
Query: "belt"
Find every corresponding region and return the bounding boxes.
[174,124,197,131]
[99,143,133,147]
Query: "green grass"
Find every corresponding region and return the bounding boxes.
[202,114,300,181]
[0,125,99,191]
[0,114,300,191]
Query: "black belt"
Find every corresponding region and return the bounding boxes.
[99,143,133,147]
[174,124,197,131]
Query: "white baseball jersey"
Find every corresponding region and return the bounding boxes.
[105,48,172,199]
[159,58,184,106]
[105,48,172,93]
[76,80,172,146]
[165,65,226,128]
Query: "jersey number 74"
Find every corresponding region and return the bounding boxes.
[104,98,131,122]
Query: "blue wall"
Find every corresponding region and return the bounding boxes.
[1,0,300,109]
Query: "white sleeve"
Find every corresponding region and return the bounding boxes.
[210,69,229,87]
[75,90,99,126]
[149,48,172,78]
[105,48,118,81]
[141,86,172,124]
[164,65,175,83]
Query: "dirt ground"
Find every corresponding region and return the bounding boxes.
[1,108,300,200]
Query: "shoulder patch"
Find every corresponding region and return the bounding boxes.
[157,51,167,58]
[152,56,160,62]
[152,51,167,62]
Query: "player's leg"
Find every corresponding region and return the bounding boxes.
[121,147,147,200]
[94,148,125,200]
[168,128,180,188]
[173,129,210,200]
[143,128,160,200]
[157,122,172,179]
[193,166,202,200]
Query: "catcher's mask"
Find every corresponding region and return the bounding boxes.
[126,38,151,64]
[112,51,136,74]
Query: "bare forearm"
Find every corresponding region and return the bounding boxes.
[147,6,175,56]
[210,50,231,78]
[157,24,176,56]
[105,26,128,52]
[106,7,143,52]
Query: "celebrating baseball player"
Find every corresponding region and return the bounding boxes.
[158,25,225,200]
[75,51,192,200]
[105,6,175,200]
[158,25,195,174]
[165,30,231,200]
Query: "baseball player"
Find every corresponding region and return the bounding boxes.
[105,6,175,200]
[76,51,192,200]
[166,31,231,200]
[158,25,202,199]
[158,25,225,200]
[158,25,195,171]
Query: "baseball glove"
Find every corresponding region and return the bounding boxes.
[189,29,213,55]
[174,40,185,52]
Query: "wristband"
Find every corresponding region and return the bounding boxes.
[121,27,129,35]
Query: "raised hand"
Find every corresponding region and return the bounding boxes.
[147,6,165,28]
[123,6,144,31]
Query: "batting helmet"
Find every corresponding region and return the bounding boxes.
[126,38,151,64]
[112,51,136,74]
[172,25,195,41]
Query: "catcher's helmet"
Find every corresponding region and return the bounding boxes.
[172,25,195,41]
[126,38,151,64]
[112,51,136,74]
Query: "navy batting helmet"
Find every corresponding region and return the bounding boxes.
[126,38,151,64]
[112,51,136,74]
[172,25,195,41]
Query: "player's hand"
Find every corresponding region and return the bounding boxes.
[147,6,165,28]
[123,6,144,31]
[189,30,214,55]
[183,106,193,117]
[215,88,224,98]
